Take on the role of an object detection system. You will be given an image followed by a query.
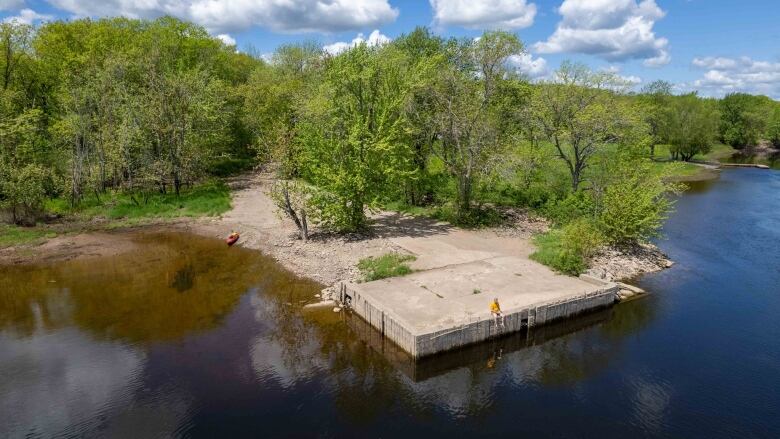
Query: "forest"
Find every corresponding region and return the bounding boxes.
[2,17,779,273]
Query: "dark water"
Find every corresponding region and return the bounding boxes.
[727,150,780,169]
[1,169,779,438]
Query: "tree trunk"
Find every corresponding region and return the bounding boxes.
[571,167,582,192]
[281,184,308,241]
[457,174,472,217]
[300,209,309,242]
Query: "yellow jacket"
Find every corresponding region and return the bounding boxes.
[490,301,501,313]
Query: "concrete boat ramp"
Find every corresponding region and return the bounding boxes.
[337,218,619,358]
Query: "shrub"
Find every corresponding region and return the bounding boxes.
[0,164,48,225]
[357,253,417,282]
[596,170,677,244]
[208,157,255,177]
[564,218,606,258]
[530,230,585,275]
[543,191,594,225]
[530,218,605,275]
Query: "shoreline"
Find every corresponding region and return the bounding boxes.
[1,173,674,293]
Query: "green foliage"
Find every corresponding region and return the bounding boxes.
[543,191,594,226]
[48,180,230,220]
[241,42,323,177]
[531,220,604,275]
[531,219,605,276]
[0,164,49,225]
[421,31,525,217]
[0,16,775,256]
[528,62,650,191]
[768,106,780,147]
[298,43,432,231]
[662,94,718,161]
[208,157,255,177]
[357,253,417,282]
[564,218,606,259]
[0,17,258,224]
[719,93,770,148]
[595,162,680,244]
[0,224,57,248]
[639,80,673,155]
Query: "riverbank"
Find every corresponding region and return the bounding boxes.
[187,172,673,287]
[0,172,673,287]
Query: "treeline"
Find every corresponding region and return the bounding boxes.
[2,17,778,272]
[0,17,257,224]
[641,81,780,160]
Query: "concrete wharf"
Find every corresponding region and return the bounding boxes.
[336,219,620,358]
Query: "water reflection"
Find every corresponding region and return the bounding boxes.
[0,233,273,342]
[0,230,670,437]
[0,329,144,437]
[726,150,780,169]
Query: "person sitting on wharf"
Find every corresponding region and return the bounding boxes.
[490,297,504,327]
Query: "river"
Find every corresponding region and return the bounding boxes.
[1,168,778,438]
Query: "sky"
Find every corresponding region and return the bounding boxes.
[1,0,779,98]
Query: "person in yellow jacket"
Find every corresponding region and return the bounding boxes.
[490,297,504,327]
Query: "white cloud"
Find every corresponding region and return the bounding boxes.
[692,56,739,70]
[0,0,24,11]
[323,29,390,55]
[507,53,548,78]
[216,33,236,46]
[430,0,536,29]
[534,0,670,67]
[45,0,399,34]
[603,65,642,86]
[3,8,52,24]
[690,56,780,98]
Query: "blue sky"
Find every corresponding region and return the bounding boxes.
[2,0,779,98]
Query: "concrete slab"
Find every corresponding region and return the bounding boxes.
[348,255,605,334]
[339,221,619,357]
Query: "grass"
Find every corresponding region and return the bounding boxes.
[649,160,705,180]
[1,181,231,248]
[383,200,504,229]
[530,230,587,276]
[0,224,57,248]
[357,252,417,282]
[700,143,738,162]
[208,157,256,177]
[652,143,736,163]
[650,144,738,182]
[47,180,231,220]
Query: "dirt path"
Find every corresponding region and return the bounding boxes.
[1,171,671,287]
[189,173,405,285]
[188,172,551,287]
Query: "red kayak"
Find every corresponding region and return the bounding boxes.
[226,233,240,246]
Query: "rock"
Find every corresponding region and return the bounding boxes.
[616,282,645,294]
[302,300,337,310]
[588,242,673,282]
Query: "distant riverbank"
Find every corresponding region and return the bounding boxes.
[1,172,671,288]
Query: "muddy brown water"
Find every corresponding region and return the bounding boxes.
[2,168,780,438]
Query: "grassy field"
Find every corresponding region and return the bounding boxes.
[650,160,710,180]
[0,225,58,248]
[1,180,231,248]
[649,143,737,181]
[46,180,231,220]
[652,143,736,162]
